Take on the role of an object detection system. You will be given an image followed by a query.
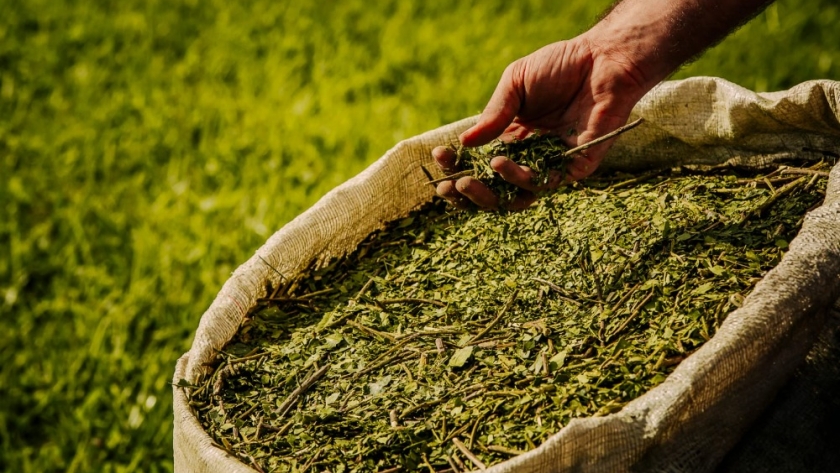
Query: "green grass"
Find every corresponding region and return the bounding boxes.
[1,0,838,471]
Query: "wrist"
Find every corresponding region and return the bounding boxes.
[581,13,679,93]
[583,0,773,91]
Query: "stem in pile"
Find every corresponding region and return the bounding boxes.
[274,365,330,419]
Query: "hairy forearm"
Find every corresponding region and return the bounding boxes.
[585,0,773,88]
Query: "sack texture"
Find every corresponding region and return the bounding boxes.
[173,77,840,472]
[718,301,840,472]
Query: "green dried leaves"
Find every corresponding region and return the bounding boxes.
[448,118,644,205]
[455,133,571,204]
[190,161,829,472]
[448,346,474,368]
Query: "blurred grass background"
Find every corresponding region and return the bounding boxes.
[1,0,838,471]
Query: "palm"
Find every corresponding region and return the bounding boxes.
[465,39,644,176]
[497,43,594,142]
[436,38,649,209]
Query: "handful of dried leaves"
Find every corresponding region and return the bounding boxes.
[186,141,828,473]
[434,118,644,204]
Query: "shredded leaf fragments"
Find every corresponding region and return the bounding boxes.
[187,144,829,472]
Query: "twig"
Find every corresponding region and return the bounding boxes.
[606,169,662,191]
[422,453,436,473]
[420,164,436,183]
[484,390,527,397]
[228,350,267,365]
[379,298,447,307]
[234,401,260,421]
[439,271,465,283]
[352,273,379,304]
[212,363,242,397]
[607,291,655,342]
[780,168,830,178]
[446,455,462,473]
[469,290,519,344]
[740,176,807,223]
[472,334,508,344]
[397,328,465,341]
[803,172,821,192]
[260,287,335,303]
[487,445,527,456]
[346,319,397,342]
[450,453,468,473]
[609,283,642,314]
[247,454,266,473]
[531,277,581,305]
[401,397,447,419]
[299,447,323,473]
[599,348,624,371]
[258,255,287,282]
[452,438,486,470]
[735,175,797,186]
[562,118,645,157]
[322,311,359,330]
[274,365,330,418]
[257,296,314,304]
[443,422,473,443]
[443,242,462,254]
[260,418,293,435]
[762,165,787,180]
[541,350,550,376]
[427,170,473,185]
[351,351,412,380]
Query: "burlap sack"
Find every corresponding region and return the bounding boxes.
[718,301,840,472]
[173,77,840,473]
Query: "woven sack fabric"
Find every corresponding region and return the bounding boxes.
[173,77,840,473]
[718,301,840,473]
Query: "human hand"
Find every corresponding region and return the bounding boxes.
[435,36,651,210]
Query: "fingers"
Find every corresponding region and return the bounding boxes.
[434,148,499,210]
[436,174,541,212]
[490,156,544,193]
[490,156,564,193]
[434,147,472,210]
[455,177,499,210]
[433,144,501,210]
[459,63,523,148]
[565,131,612,181]
[432,146,458,173]
[564,108,631,180]
[505,191,538,211]
[435,180,471,210]
[566,152,603,181]
[454,176,537,211]
[433,148,558,211]
[490,156,536,190]
[435,177,498,210]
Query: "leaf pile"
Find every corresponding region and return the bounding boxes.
[188,162,828,473]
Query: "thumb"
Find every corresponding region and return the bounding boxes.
[459,64,523,147]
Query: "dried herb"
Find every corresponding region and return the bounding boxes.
[433,118,644,204]
[187,156,829,473]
